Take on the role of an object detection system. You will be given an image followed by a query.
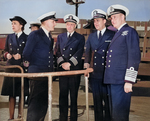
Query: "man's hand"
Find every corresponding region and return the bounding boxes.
[13,53,21,60]
[61,62,71,70]
[124,82,133,93]
[6,53,12,60]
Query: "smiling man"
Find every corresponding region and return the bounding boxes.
[104,4,141,121]
[84,9,115,121]
[54,14,85,121]
[23,11,57,121]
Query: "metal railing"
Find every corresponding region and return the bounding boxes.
[0,65,93,121]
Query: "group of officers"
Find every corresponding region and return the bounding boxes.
[1,4,141,121]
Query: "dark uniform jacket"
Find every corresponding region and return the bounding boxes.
[84,29,115,79]
[5,32,28,65]
[1,32,28,96]
[104,24,141,84]
[23,28,54,73]
[54,31,85,71]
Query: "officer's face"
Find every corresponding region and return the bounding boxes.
[94,18,106,31]
[66,22,76,33]
[44,19,56,31]
[110,13,125,29]
[31,26,39,32]
[11,20,22,33]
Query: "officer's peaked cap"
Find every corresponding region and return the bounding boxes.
[64,14,79,24]
[107,4,129,17]
[91,9,107,19]
[38,11,58,22]
[29,21,41,29]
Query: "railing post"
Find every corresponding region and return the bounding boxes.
[48,75,53,121]
[85,76,89,121]
[20,76,24,121]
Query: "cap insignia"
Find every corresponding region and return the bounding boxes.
[93,10,98,16]
[110,6,115,12]
[68,15,73,20]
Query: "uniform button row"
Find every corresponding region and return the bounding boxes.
[94,56,104,59]
[107,50,112,53]
[62,54,72,56]
[95,50,105,52]
[94,63,105,66]
[106,55,112,57]
[63,48,72,50]
[105,65,110,67]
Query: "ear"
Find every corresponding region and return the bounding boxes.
[75,24,77,28]
[121,14,125,21]
[20,24,23,29]
[104,19,106,24]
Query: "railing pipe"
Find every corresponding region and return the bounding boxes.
[0,65,93,121]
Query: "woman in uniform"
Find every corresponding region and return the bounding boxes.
[1,16,28,121]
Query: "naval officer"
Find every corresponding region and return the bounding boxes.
[23,11,57,121]
[29,21,41,32]
[1,16,28,120]
[84,9,115,121]
[104,4,141,121]
[54,14,85,121]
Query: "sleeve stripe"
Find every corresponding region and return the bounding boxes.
[57,57,64,65]
[125,67,138,83]
[70,56,78,66]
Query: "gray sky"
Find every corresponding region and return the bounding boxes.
[0,0,150,34]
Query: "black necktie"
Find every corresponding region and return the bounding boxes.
[16,34,18,40]
[99,31,102,40]
[16,34,19,44]
[68,33,71,40]
[48,32,52,40]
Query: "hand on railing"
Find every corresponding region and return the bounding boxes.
[84,68,92,78]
